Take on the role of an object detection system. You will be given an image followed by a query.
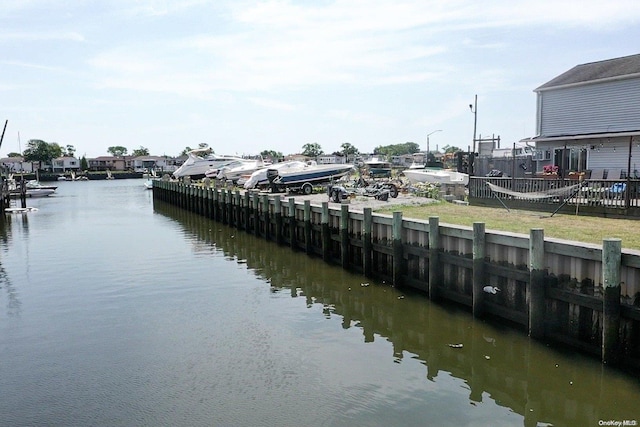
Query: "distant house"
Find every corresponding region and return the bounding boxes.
[88,156,128,171]
[51,156,80,172]
[0,157,36,173]
[284,154,309,162]
[132,155,176,173]
[316,154,346,164]
[532,53,640,178]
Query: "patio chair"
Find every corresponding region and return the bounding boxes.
[589,168,605,180]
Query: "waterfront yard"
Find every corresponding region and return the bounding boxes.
[375,200,640,250]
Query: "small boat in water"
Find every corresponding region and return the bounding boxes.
[26,180,58,191]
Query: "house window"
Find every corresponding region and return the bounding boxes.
[554,147,587,174]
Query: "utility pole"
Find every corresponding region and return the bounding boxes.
[469,95,478,175]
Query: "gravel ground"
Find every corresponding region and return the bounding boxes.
[274,189,435,211]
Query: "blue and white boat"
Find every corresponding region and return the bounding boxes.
[267,162,354,194]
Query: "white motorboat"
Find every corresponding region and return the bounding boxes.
[268,162,354,194]
[173,149,244,179]
[403,167,469,185]
[364,157,392,178]
[26,180,58,191]
[243,160,308,189]
[215,158,267,183]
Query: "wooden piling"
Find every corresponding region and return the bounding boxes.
[472,222,486,317]
[529,228,545,339]
[288,197,296,250]
[428,216,440,300]
[392,212,403,287]
[363,208,373,278]
[321,202,330,261]
[341,204,350,269]
[262,194,270,240]
[304,200,312,255]
[234,190,241,228]
[212,188,219,222]
[602,238,622,365]
[275,196,283,245]
[243,191,250,230]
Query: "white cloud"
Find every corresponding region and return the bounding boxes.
[248,97,296,111]
[0,31,84,42]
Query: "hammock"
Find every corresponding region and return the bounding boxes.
[486,182,583,200]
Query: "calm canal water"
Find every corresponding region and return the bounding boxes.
[0,179,639,427]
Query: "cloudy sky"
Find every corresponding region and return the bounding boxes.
[2,0,640,158]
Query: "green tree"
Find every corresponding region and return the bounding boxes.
[65,144,76,157]
[302,143,323,157]
[340,142,359,159]
[373,142,419,157]
[7,152,21,157]
[131,146,150,157]
[107,146,128,156]
[260,149,283,160]
[80,156,88,170]
[442,145,462,154]
[23,139,63,171]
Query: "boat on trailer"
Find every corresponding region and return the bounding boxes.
[267,162,354,194]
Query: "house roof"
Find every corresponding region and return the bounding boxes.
[536,53,640,91]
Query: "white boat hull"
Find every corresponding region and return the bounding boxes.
[403,168,469,185]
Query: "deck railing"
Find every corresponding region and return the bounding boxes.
[469,177,640,212]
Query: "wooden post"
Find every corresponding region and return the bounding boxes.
[262,194,270,240]
[234,190,241,228]
[363,208,373,278]
[472,222,486,317]
[275,196,283,245]
[529,229,545,339]
[243,191,250,230]
[304,200,312,255]
[253,192,260,237]
[602,238,622,365]
[220,189,228,224]
[341,204,350,269]
[428,216,440,300]
[212,188,219,222]
[321,202,331,261]
[392,211,403,287]
[289,197,296,250]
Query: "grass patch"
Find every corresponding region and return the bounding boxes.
[376,201,640,250]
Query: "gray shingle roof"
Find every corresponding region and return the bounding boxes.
[536,53,640,91]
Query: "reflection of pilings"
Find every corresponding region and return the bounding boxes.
[152,181,640,370]
[153,200,640,426]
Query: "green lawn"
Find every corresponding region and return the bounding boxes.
[376,201,640,250]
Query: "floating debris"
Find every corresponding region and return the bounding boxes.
[360,283,370,287]
[397,295,405,299]
[485,355,491,360]
[448,343,463,348]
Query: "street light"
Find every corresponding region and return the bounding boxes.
[426,129,442,154]
[469,94,477,175]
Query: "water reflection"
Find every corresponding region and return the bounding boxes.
[154,201,640,426]
[0,218,21,317]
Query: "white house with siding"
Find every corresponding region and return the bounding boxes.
[532,53,640,178]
